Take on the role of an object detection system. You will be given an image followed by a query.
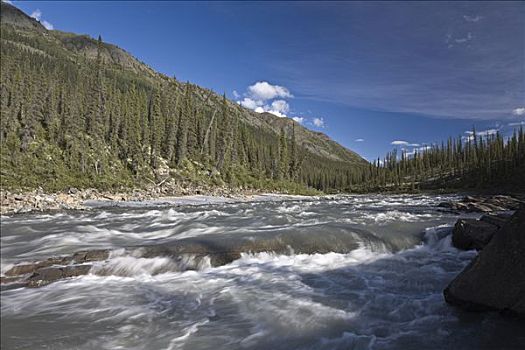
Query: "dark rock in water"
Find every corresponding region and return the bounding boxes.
[437,202,454,209]
[2,249,110,288]
[452,219,499,250]
[4,249,108,277]
[4,256,73,276]
[444,206,525,317]
[72,249,110,262]
[27,265,92,288]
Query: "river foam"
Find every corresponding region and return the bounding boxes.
[2,194,524,349]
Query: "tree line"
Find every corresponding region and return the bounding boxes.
[366,128,525,191]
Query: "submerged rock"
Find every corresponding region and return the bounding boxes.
[2,249,111,288]
[4,256,73,276]
[72,249,110,262]
[444,206,525,317]
[4,249,109,277]
[27,265,92,288]
[139,229,386,267]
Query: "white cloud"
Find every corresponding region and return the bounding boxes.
[508,121,525,127]
[479,129,498,136]
[270,100,289,114]
[30,8,54,30]
[463,128,499,142]
[2,0,13,4]
[41,21,54,30]
[512,107,525,116]
[391,140,409,146]
[292,116,304,124]
[313,117,325,128]
[466,128,498,137]
[267,110,287,118]
[405,145,432,156]
[463,15,483,22]
[242,99,289,118]
[454,32,472,44]
[247,81,293,101]
[355,138,364,142]
[236,81,301,119]
[238,97,262,110]
[30,9,42,20]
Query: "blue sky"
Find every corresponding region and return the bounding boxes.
[8,1,525,161]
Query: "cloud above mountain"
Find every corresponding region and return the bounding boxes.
[235,81,324,127]
[30,8,54,30]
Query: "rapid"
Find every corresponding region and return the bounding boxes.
[1,194,523,349]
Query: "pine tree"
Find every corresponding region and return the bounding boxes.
[175,84,191,166]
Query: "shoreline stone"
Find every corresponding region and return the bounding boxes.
[444,206,525,317]
[451,219,499,250]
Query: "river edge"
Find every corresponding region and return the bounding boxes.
[0,187,325,216]
[3,186,524,216]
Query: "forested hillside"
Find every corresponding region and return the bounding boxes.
[0,2,368,193]
[1,2,523,195]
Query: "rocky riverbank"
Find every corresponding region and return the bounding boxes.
[438,194,523,213]
[0,185,271,215]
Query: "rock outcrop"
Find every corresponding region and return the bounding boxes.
[444,206,525,317]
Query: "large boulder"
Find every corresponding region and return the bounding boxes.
[451,219,499,250]
[444,206,525,316]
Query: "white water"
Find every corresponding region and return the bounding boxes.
[1,194,524,349]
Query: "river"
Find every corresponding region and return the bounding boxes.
[1,194,523,349]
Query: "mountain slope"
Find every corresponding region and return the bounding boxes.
[0,2,45,32]
[0,2,368,193]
